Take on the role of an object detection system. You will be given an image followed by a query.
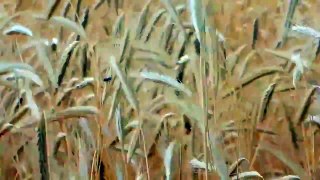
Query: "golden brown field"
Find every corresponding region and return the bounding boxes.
[1,0,320,179]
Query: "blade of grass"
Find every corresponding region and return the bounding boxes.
[37,112,50,180]
[259,142,307,179]
[135,1,151,40]
[164,141,177,180]
[3,24,33,36]
[50,16,87,39]
[36,43,57,88]
[279,0,299,47]
[47,0,61,19]
[160,0,186,40]
[57,41,79,86]
[112,13,125,38]
[109,56,139,111]
[133,71,192,96]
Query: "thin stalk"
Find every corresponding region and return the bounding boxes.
[140,127,151,180]
[179,144,182,180]
[249,109,273,169]
[199,30,209,180]
[301,125,311,176]
[90,150,97,180]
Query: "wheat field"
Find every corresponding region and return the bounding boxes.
[1,0,320,179]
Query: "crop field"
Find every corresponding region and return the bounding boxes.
[1,0,320,179]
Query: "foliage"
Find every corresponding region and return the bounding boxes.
[1,0,320,179]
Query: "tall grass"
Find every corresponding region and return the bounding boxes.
[1,0,320,179]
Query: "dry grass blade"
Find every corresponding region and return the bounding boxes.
[0,62,34,74]
[79,118,95,148]
[257,83,276,122]
[264,49,291,61]
[143,9,166,42]
[2,1,320,179]
[56,89,75,106]
[124,120,139,130]
[47,0,61,19]
[164,140,177,180]
[78,93,95,105]
[74,77,94,89]
[119,29,130,63]
[3,24,33,36]
[112,144,145,157]
[170,99,204,133]
[189,1,209,178]
[75,0,83,21]
[228,158,249,176]
[114,110,129,179]
[115,103,124,143]
[112,13,125,37]
[107,84,121,124]
[14,69,44,87]
[276,175,300,180]
[231,171,263,180]
[189,0,205,43]
[127,128,140,163]
[222,66,283,98]
[0,13,21,31]
[135,1,151,40]
[135,71,192,96]
[59,0,71,40]
[159,22,174,50]
[226,44,247,75]
[76,7,90,41]
[279,0,299,47]
[292,67,302,88]
[61,0,71,17]
[56,106,99,118]
[57,41,79,86]
[37,113,50,180]
[133,53,172,68]
[93,0,106,10]
[209,133,229,180]
[19,106,99,128]
[25,81,41,120]
[9,105,29,125]
[147,95,166,113]
[79,139,89,180]
[241,67,283,87]
[259,142,306,179]
[294,87,316,125]
[239,50,257,77]
[109,56,139,111]
[36,43,57,88]
[160,0,186,40]
[50,16,87,39]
